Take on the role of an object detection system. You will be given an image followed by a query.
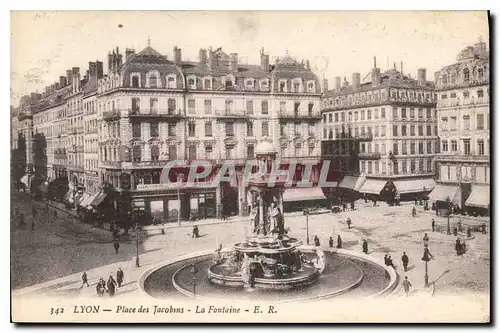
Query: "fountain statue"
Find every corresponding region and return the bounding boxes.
[207,138,322,290]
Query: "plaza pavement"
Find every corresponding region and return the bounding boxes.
[11,196,490,301]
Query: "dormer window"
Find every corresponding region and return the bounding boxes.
[204,77,212,90]
[149,74,158,88]
[246,79,254,88]
[131,74,140,88]
[279,80,287,93]
[260,79,269,90]
[292,78,302,93]
[167,76,176,89]
[187,76,196,89]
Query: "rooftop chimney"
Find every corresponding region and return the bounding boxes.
[125,48,135,62]
[96,61,104,79]
[72,67,80,74]
[417,68,427,86]
[59,76,67,87]
[208,48,217,70]
[230,53,238,72]
[400,61,403,74]
[199,48,208,65]
[352,72,361,90]
[108,52,113,73]
[260,48,269,72]
[322,78,328,93]
[66,70,72,86]
[173,46,182,65]
[335,76,341,91]
[55,82,60,90]
[371,56,381,87]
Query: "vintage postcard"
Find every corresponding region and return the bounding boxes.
[10,10,490,323]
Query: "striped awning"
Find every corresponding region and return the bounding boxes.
[359,179,387,195]
[282,187,326,202]
[90,192,108,207]
[465,185,490,209]
[338,176,366,191]
[394,178,437,194]
[427,184,460,205]
[77,193,90,206]
[81,192,98,207]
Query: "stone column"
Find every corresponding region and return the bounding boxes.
[216,184,222,217]
[237,171,245,217]
[258,195,265,236]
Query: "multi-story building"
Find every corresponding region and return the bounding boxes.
[96,43,323,220]
[430,38,490,215]
[321,59,438,202]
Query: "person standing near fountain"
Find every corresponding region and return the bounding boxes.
[314,235,320,247]
[329,237,334,248]
[249,202,259,236]
[337,235,342,249]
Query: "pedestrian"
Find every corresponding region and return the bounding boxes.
[414,199,418,206]
[402,276,412,296]
[96,278,106,296]
[481,223,486,234]
[461,241,467,255]
[423,233,429,247]
[107,274,117,297]
[362,239,368,254]
[113,241,120,254]
[346,218,352,229]
[364,194,368,203]
[384,254,389,266]
[431,219,435,232]
[116,267,124,287]
[81,271,89,288]
[342,202,346,212]
[412,207,417,218]
[350,201,355,211]
[387,256,396,269]
[192,225,198,238]
[401,252,409,272]
[337,235,342,249]
[329,237,334,248]
[314,235,320,247]
[455,237,462,256]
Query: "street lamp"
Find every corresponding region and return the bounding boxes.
[304,208,310,245]
[177,174,182,226]
[189,265,198,298]
[422,245,431,288]
[135,222,140,268]
[446,197,451,235]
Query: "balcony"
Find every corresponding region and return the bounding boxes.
[214,110,249,120]
[77,145,84,153]
[77,127,84,134]
[435,153,490,163]
[358,152,381,160]
[103,110,121,121]
[134,181,219,192]
[278,111,322,120]
[100,161,123,169]
[69,127,77,135]
[128,109,184,121]
[334,133,373,141]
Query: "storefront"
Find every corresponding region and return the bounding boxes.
[392,178,436,202]
[337,175,366,201]
[465,184,490,216]
[282,187,328,212]
[359,179,388,201]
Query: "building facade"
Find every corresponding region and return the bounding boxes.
[321,60,438,201]
[431,38,490,214]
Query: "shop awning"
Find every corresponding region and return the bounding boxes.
[465,185,490,209]
[359,179,387,195]
[282,187,326,202]
[38,182,49,193]
[394,178,437,194]
[77,193,90,206]
[64,189,74,202]
[90,192,108,207]
[80,192,98,207]
[338,176,366,191]
[427,184,460,205]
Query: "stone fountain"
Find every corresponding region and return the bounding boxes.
[207,139,324,290]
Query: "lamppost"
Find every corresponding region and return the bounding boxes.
[135,222,140,268]
[422,245,431,288]
[189,265,198,298]
[305,208,310,245]
[446,196,451,235]
[177,174,182,226]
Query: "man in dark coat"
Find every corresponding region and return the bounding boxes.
[96,278,106,296]
[431,219,435,232]
[113,241,120,254]
[346,218,352,229]
[81,271,89,288]
[116,268,124,287]
[337,235,342,249]
[314,235,320,247]
[387,256,396,269]
[401,252,409,272]
[384,254,389,266]
[192,225,199,238]
[455,238,462,255]
[107,275,117,297]
[362,239,368,254]
[329,237,334,248]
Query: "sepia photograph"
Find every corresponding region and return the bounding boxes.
[9,10,491,323]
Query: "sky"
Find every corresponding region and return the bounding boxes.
[10,11,489,107]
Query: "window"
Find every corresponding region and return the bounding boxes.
[401,125,407,136]
[381,125,386,137]
[463,115,470,130]
[205,121,212,137]
[293,122,300,136]
[374,109,378,119]
[401,108,407,118]
[294,102,300,114]
[132,76,139,88]
[151,146,159,161]
[205,145,213,158]
[323,128,327,139]
[150,123,159,137]
[426,108,432,119]
[393,161,399,174]
[204,78,211,90]
[477,89,484,98]
[149,74,157,88]
[450,92,457,98]
[280,101,286,113]
[374,126,379,137]
[168,99,176,114]
[167,77,176,89]
[308,103,314,116]
[262,121,269,136]
[188,146,197,160]
[188,78,195,87]
[367,110,372,120]
[361,110,365,120]
[132,146,141,162]
[393,125,398,137]
[328,129,333,139]
[463,139,471,155]
[244,100,254,115]
[417,125,423,136]
[168,123,176,136]
[247,122,253,136]
[279,81,286,92]
[441,117,448,131]
[451,140,457,152]
[441,94,448,99]
[188,99,196,114]
[247,145,255,159]
[131,97,140,113]
[426,125,432,136]
[204,100,212,114]
[410,125,415,136]
[308,122,314,135]
[450,117,457,131]
[477,114,484,130]
[463,90,470,98]
[340,112,345,122]
[280,122,286,136]
[188,123,196,137]
[381,108,386,119]
[410,160,416,173]
[225,122,234,136]
[261,101,268,115]
[478,140,484,155]
[441,140,448,152]
[419,142,424,154]
[367,161,373,174]
[402,160,407,174]
[410,142,416,154]
[354,111,359,121]
[426,141,432,154]
[381,143,386,155]
[361,161,366,173]
[132,123,141,138]
[392,107,398,119]
[334,113,339,122]
[402,142,407,155]
[225,100,233,113]
[294,145,301,157]
[426,159,433,171]
[225,146,234,159]
[293,82,300,93]
[463,68,470,82]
